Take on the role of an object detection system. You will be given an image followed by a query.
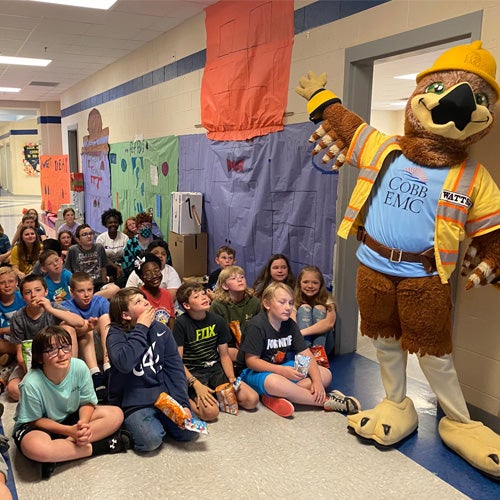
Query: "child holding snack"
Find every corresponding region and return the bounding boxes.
[174,282,258,422]
[13,326,129,479]
[291,265,336,356]
[134,253,175,330]
[238,282,360,418]
[210,266,261,362]
[7,275,92,402]
[107,288,196,452]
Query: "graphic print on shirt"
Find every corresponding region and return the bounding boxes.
[133,341,161,376]
[267,335,292,364]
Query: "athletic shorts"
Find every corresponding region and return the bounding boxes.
[240,360,298,396]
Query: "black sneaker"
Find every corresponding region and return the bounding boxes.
[41,462,56,480]
[92,372,108,403]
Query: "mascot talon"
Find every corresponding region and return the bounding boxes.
[298,40,500,479]
[439,417,500,480]
[347,397,418,447]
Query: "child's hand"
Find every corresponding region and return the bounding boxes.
[193,382,218,408]
[31,296,51,310]
[137,305,155,327]
[75,421,92,445]
[310,379,326,405]
[280,365,306,381]
[87,317,99,331]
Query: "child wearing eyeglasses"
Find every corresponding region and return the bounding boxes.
[135,253,175,330]
[210,265,261,363]
[13,325,129,480]
[64,224,119,297]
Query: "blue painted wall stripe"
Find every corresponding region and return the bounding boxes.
[61,0,388,119]
[0,129,38,140]
[38,116,61,124]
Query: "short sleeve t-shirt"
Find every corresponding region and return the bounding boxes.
[173,311,231,372]
[62,295,109,319]
[45,269,72,302]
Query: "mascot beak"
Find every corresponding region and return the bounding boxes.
[410,81,492,140]
[431,83,476,131]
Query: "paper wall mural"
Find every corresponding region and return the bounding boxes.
[40,155,70,213]
[201,0,294,141]
[22,143,39,176]
[81,108,111,233]
[109,136,178,237]
[178,122,338,287]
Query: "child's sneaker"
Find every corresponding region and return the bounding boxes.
[324,390,361,415]
[261,395,294,417]
[40,462,56,480]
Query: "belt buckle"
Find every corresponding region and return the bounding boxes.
[390,248,402,263]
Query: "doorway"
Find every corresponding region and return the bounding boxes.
[333,11,483,355]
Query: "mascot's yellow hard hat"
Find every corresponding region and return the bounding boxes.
[416,40,500,100]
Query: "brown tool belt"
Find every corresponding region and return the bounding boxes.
[357,226,437,273]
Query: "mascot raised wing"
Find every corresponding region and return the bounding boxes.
[297,41,500,479]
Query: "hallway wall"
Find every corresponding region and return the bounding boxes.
[58,0,500,419]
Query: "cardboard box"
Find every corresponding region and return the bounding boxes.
[170,192,202,234]
[169,231,207,278]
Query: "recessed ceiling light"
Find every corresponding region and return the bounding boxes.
[394,73,417,80]
[33,0,118,9]
[0,87,21,92]
[0,56,51,67]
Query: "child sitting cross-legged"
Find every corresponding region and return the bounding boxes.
[106,288,196,452]
[7,275,89,402]
[13,326,129,480]
[39,249,72,303]
[173,282,259,422]
[237,282,360,418]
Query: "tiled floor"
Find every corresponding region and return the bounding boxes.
[0,192,498,499]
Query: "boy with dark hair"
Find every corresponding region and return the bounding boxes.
[62,272,111,401]
[7,274,88,401]
[173,282,258,422]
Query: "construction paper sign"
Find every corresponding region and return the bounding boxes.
[40,154,70,213]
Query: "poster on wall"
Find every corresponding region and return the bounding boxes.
[39,155,70,213]
[22,143,40,176]
[201,0,294,141]
[109,136,179,237]
[81,108,111,233]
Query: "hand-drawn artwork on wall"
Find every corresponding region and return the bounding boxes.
[22,143,39,176]
[109,136,178,237]
[39,155,70,213]
[178,122,338,287]
[81,108,111,234]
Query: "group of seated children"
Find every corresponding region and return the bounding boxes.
[0,235,359,485]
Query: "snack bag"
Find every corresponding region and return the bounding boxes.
[21,340,33,373]
[215,383,238,415]
[309,345,330,368]
[294,354,311,376]
[154,392,208,434]
[228,321,242,346]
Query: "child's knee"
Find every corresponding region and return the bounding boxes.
[6,380,20,402]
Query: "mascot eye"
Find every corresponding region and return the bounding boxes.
[425,82,445,94]
[475,93,489,107]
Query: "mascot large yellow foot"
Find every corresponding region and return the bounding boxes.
[439,417,500,479]
[347,397,418,447]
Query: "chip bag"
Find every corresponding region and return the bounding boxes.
[294,354,311,376]
[215,383,238,415]
[309,345,330,368]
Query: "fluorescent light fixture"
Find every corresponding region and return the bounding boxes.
[394,73,417,80]
[0,56,51,67]
[33,0,118,9]
[0,87,21,93]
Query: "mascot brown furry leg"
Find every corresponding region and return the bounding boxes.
[297,41,500,479]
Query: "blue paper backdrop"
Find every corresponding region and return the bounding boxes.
[178,122,338,287]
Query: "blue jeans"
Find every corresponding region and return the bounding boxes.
[296,304,335,355]
[124,407,196,452]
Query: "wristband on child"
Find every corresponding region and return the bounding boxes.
[187,376,198,387]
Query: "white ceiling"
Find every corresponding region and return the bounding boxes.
[0,1,462,122]
[0,0,217,120]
